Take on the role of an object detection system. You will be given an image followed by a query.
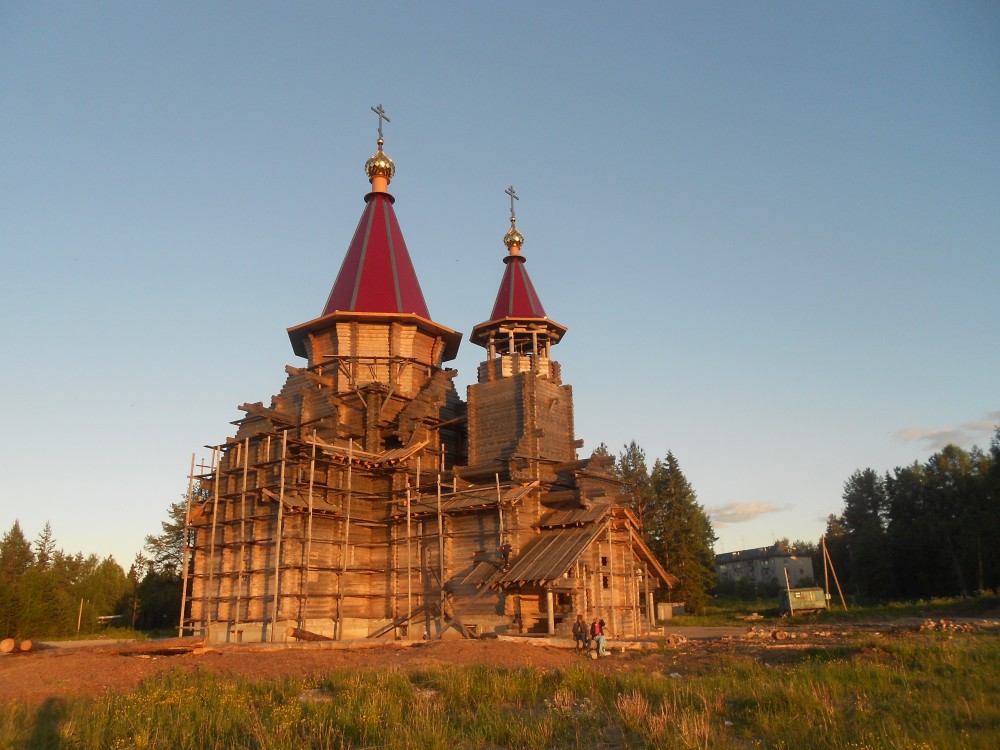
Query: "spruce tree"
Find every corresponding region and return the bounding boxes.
[648,452,716,613]
[0,521,33,583]
[33,521,56,570]
[617,441,654,528]
[0,521,34,636]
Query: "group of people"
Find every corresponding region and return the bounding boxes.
[571,614,608,656]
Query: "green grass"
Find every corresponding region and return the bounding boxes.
[667,592,1000,627]
[43,627,151,642]
[2,632,998,749]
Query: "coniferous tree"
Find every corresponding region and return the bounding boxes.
[841,468,893,599]
[617,442,654,528]
[143,497,193,575]
[0,521,33,583]
[648,452,716,613]
[834,429,1000,601]
[33,522,56,570]
[822,513,852,594]
[0,521,34,636]
[138,490,203,630]
[122,552,149,628]
[983,429,1000,590]
[0,521,137,637]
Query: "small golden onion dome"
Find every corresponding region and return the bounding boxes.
[364,139,395,181]
[504,223,524,251]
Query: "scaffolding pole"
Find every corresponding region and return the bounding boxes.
[206,446,221,639]
[628,531,638,637]
[496,473,504,544]
[822,536,848,611]
[607,526,617,636]
[235,438,249,629]
[437,475,445,615]
[177,453,196,637]
[643,564,652,633]
[302,436,317,626]
[336,438,353,640]
[269,430,288,642]
[406,485,412,626]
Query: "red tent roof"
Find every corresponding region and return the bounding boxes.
[321,192,430,318]
[470,251,566,349]
[487,255,547,321]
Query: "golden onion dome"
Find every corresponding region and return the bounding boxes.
[504,222,524,250]
[364,138,395,181]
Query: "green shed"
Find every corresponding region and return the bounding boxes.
[778,587,828,616]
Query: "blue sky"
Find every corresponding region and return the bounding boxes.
[2,2,998,567]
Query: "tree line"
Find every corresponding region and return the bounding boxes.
[0,512,184,639]
[824,429,1000,602]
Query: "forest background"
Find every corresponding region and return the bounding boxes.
[2,428,998,639]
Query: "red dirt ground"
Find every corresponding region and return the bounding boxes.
[1,638,581,704]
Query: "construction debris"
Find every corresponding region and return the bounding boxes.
[918,619,978,633]
[286,626,334,642]
[744,627,798,641]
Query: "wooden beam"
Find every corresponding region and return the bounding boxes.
[270,431,288,641]
[206,447,221,640]
[239,402,296,425]
[336,439,354,640]
[284,365,336,388]
[286,626,332,642]
[178,453,196,637]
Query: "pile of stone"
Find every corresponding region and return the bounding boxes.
[744,627,798,641]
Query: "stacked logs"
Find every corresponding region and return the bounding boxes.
[1,638,33,654]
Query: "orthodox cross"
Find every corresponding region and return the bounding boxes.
[371,104,390,141]
[505,185,519,221]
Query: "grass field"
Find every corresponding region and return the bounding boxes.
[2,627,997,749]
[675,593,1000,626]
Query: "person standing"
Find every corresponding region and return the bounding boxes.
[572,614,590,650]
[590,615,607,656]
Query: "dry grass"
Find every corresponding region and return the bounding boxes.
[1,631,997,749]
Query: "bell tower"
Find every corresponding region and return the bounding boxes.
[466,187,575,477]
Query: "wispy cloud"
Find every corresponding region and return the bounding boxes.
[707,502,789,525]
[896,411,1000,452]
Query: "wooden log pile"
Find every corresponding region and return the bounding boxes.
[1,638,33,654]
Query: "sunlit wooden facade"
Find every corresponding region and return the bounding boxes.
[183,123,675,643]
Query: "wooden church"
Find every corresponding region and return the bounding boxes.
[182,109,676,642]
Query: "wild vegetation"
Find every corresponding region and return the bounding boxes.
[0,508,185,639]
[2,628,997,749]
[825,428,1000,602]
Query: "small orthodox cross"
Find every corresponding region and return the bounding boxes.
[371,104,390,141]
[505,185,519,221]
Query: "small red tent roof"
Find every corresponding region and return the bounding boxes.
[488,255,546,320]
[470,252,567,348]
[321,192,430,318]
